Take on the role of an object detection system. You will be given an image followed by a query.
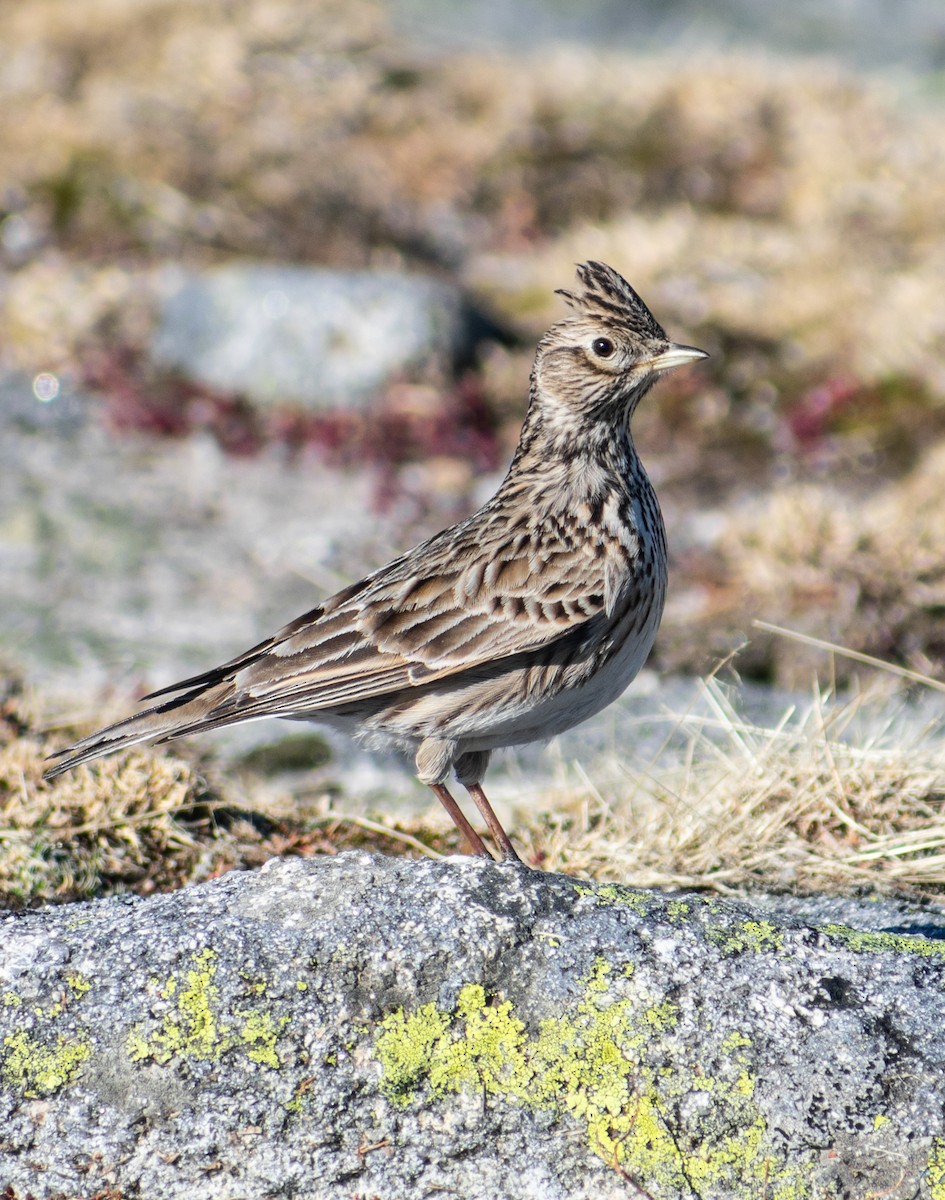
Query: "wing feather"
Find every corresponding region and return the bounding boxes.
[218,529,610,717]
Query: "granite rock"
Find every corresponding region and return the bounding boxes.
[2,854,945,1198]
[151,265,480,410]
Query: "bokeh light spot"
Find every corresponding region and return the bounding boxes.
[32,372,60,403]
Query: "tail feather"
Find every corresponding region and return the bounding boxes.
[42,681,233,779]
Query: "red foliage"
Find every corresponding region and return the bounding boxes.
[80,347,502,482]
[787,375,861,449]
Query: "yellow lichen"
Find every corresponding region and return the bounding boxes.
[707,920,784,955]
[929,1138,945,1200]
[239,1011,288,1068]
[586,884,653,915]
[126,948,291,1073]
[667,900,691,923]
[643,1001,678,1031]
[2,1028,92,1097]
[373,1001,450,1105]
[429,985,529,1096]
[66,973,91,998]
[373,957,809,1196]
[821,924,945,959]
[128,948,228,1064]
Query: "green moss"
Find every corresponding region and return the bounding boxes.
[373,959,810,1196]
[2,992,21,1007]
[821,924,945,959]
[707,920,784,955]
[2,1028,92,1097]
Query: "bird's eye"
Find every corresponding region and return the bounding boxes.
[591,337,615,358]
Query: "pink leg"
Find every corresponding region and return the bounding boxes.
[429,783,493,858]
[465,783,521,862]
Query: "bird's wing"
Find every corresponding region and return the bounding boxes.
[219,523,610,716]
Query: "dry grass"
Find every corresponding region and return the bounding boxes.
[699,441,945,686]
[0,677,220,904]
[517,673,945,897]
[0,674,473,908]
[5,654,945,905]
[1,740,206,904]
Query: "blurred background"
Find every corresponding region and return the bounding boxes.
[3,0,945,898]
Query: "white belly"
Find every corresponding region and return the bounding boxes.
[461,601,662,752]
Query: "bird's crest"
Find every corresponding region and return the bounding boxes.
[556,261,666,341]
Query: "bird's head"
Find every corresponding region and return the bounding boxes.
[531,261,706,425]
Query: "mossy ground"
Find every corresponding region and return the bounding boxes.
[0,676,471,907]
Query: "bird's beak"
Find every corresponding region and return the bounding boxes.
[647,343,709,374]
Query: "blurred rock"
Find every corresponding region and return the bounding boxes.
[392,0,945,71]
[3,854,945,1198]
[151,265,479,410]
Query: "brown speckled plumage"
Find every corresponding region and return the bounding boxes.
[45,262,706,861]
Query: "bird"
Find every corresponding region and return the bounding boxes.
[44,261,706,862]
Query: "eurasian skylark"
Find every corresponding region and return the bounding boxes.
[45,261,706,862]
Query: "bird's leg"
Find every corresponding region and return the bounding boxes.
[428,783,494,858]
[464,783,521,862]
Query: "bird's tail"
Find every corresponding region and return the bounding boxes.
[43,680,238,779]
